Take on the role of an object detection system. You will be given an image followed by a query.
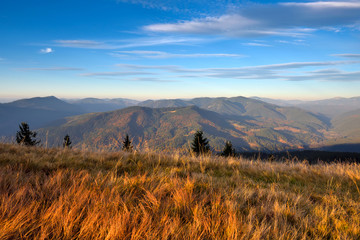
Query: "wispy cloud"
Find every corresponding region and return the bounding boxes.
[144,1,360,37]
[242,42,272,47]
[127,77,178,82]
[52,37,204,49]
[116,0,241,14]
[276,39,307,45]
[116,0,174,11]
[40,48,54,54]
[113,60,360,82]
[282,1,360,8]
[332,53,360,58]
[54,40,107,49]
[282,69,360,82]
[80,71,177,82]
[19,67,83,71]
[115,63,200,73]
[112,50,244,59]
[80,71,157,77]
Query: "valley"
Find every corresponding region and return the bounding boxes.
[1,95,359,152]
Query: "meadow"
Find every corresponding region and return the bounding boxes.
[0,143,359,239]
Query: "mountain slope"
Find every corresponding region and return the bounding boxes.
[138,96,324,122]
[0,96,84,136]
[37,103,329,152]
[8,96,81,112]
[38,106,249,151]
[332,109,360,141]
[256,96,360,118]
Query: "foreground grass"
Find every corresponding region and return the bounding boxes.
[0,144,360,239]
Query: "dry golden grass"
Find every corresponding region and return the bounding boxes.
[0,143,360,239]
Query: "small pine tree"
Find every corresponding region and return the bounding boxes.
[122,134,133,152]
[63,134,72,148]
[16,122,40,146]
[221,141,235,157]
[191,130,210,155]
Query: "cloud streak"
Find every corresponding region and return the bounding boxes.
[53,37,204,49]
[112,60,360,82]
[80,71,157,77]
[80,71,177,82]
[144,1,360,37]
[112,50,244,59]
[242,42,272,47]
[332,53,360,58]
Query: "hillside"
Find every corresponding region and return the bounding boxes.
[0,96,84,136]
[37,104,329,152]
[257,96,360,118]
[2,95,359,152]
[0,143,359,239]
[38,106,248,151]
[313,108,360,152]
[332,109,360,142]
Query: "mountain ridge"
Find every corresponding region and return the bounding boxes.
[1,95,359,152]
[36,104,330,152]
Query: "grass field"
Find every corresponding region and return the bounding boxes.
[0,143,360,239]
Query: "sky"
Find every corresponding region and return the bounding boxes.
[0,0,360,101]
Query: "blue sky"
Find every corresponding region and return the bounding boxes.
[1,0,360,101]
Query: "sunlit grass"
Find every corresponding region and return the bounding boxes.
[0,143,359,239]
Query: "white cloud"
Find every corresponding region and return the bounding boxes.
[276,39,308,45]
[80,71,157,77]
[112,50,244,59]
[282,1,360,8]
[40,48,54,54]
[116,0,240,14]
[332,53,360,58]
[53,37,204,49]
[144,1,360,37]
[127,77,178,82]
[242,42,272,47]
[112,60,360,82]
[54,40,111,49]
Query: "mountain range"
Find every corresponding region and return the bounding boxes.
[254,96,360,118]
[1,96,359,152]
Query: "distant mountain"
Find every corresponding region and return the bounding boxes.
[139,96,327,126]
[0,96,84,136]
[37,102,330,152]
[251,97,305,106]
[139,96,285,118]
[8,96,81,112]
[255,96,360,118]
[2,95,359,152]
[68,98,139,113]
[139,99,190,108]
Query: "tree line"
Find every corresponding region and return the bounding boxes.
[16,122,72,148]
[15,122,236,157]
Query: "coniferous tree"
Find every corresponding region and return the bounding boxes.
[122,134,133,152]
[63,134,72,148]
[16,122,40,146]
[191,130,210,155]
[221,141,235,157]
